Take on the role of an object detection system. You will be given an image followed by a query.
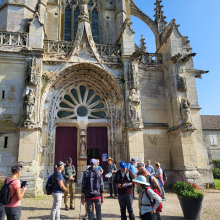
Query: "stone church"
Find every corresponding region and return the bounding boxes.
[0,0,214,196]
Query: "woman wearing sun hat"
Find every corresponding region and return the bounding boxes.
[133,176,162,220]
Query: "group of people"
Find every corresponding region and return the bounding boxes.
[0,157,166,220]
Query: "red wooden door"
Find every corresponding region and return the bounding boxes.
[87,127,108,180]
[55,127,77,181]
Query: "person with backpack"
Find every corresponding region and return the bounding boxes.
[113,161,135,220]
[81,159,104,220]
[133,176,162,220]
[105,157,117,199]
[62,157,76,210]
[154,162,165,200]
[138,167,162,220]
[1,163,27,220]
[50,161,67,220]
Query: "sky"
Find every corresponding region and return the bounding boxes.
[131,0,220,116]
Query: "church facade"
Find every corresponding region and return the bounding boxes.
[0,0,214,196]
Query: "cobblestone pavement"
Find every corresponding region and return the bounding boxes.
[16,190,220,220]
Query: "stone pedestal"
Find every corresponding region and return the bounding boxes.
[77,158,87,185]
[127,130,145,162]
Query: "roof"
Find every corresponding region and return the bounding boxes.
[201,115,220,130]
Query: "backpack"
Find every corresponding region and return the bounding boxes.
[161,169,167,182]
[45,173,57,195]
[87,168,101,197]
[0,178,16,205]
[144,187,162,212]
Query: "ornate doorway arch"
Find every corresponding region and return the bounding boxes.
[41,63,126,176]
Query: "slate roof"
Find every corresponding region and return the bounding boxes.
[201,115,220,130]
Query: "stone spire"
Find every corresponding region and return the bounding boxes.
[154,0,167,33]
[139,35,147,52]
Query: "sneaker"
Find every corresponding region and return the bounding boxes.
[65,205,69,211]
[94,213,97,220]
[114,196,117,199]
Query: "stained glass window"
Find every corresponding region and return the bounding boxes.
[71,0,75,5]
[74,7,80,40]
[64,5,72,41]
[92,8,99,43]
[88,0,93,7]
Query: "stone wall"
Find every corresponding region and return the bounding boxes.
[203,130,220,160]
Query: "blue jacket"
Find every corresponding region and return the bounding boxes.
[127,162,136,175]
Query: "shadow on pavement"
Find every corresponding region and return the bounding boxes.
[161,216,184,219]
[22,207,51,211]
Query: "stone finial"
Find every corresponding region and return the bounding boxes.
[154,0,167,32]
[139,35,147,52]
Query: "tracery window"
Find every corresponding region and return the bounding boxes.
[57,85,107,119]
[64,5,72,41]
[63,0,99,42]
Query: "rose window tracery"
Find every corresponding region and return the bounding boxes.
[57,85,107,119]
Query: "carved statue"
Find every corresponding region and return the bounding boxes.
[79,136,87,158]
[25,89,35,122]
[176,68,187,91]
[181,98,191,124]
[128,89,140,122]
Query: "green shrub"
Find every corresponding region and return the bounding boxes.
[212,168,220,179]
[0,176,6,190]
[213,159,220,169]
[173,178,203,199]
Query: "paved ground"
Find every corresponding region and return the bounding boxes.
[16,189,220,219]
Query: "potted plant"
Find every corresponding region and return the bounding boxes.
[0,176,6,220]
[173,178,203,220]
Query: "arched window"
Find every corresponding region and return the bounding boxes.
[88,0,93,7]
[92,8,99,43]
[74,7,80,40]
[64,5,72,41]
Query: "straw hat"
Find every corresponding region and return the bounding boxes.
[106,157,114,161]
[132,175,150,186]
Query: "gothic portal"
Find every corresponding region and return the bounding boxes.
[0,0,214,196]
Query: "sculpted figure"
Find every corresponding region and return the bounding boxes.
[25,89,35,122]
[128,89,140,122]
[79,136,87,157]
[181,98,191,124]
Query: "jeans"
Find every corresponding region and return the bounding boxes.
[50,193,63,220]
[86,199,102,220]
[0,205,5,220]
[118,194,135,220]
[5,207,21,220]
[64,180,75,206]
[109,182,117,197]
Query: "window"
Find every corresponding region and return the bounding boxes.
[4,137,8,148]
[64,5,72,41]
[88,0,93,7]
[74,7,80,40]
[2,90,5,99]
[209,135,218,146]
[92,8,99,43]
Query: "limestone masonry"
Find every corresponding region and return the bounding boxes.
[0,0,214,197]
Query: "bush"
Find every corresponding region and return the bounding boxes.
[0,176,6,190]
[173,178,203,199]
[212,168,220,179]
[213,159,220,169]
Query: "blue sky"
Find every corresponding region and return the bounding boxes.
[131,0,220,115]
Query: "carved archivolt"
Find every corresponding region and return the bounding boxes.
[41,63,125,165]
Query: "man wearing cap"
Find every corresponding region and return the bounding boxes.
[127,158,137,199]
[81,159,104,220]
[62,157,76,210]
[114,161,135,220]
[105,157,117,199]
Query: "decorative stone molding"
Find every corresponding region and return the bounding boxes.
[26,57,41,86]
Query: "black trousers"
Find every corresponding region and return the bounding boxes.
[108,182,117,197]
[5,207,21,220]
[140,212,152,220]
